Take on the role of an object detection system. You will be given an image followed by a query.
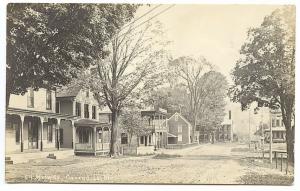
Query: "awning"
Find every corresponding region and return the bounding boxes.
[74,119,110,128]
[167,132,177,138]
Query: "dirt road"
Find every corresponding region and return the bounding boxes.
[5,143,293,184]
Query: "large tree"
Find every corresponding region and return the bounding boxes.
[229,6,295,162]
[197,71,228,132]
[88,21,169,156]
[169,56,212,142]
[6,3,138,107]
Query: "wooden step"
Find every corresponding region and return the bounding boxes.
[5,160,13,165]
[5,156,11,161]
[47,153,57,159]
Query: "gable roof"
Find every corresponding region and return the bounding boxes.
[56,86,81,97]
[168,112,192,126]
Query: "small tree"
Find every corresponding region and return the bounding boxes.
[229,6,295,162]
[119,109,152,147]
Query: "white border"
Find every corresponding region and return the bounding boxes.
[0,1,298,191]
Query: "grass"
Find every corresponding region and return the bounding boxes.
[153,153,181,159]
[240,172,294,185]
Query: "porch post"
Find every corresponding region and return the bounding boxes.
[40,117,45,151]
[57,119,61,150]
[72,120,76,149]
[101,127,104,151]
[20,115,25,152]
[93,126,97,156]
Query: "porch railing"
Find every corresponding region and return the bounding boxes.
[75,143,93,151]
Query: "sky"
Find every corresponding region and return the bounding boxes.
[134,4,284,138]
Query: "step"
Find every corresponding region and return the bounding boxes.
[47,153,57,159]
[5,156,11,161]
[5,160,13,165]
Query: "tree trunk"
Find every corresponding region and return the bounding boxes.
[6,88,11,110]
[280,96,294,163]
[109,110,119,157]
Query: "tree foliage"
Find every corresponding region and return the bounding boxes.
[229,6,295,162]
[6,3,139,106]
[119,109,152,147]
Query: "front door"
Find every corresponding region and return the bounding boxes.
[28,120,38,149]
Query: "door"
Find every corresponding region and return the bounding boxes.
[28,120,38,149]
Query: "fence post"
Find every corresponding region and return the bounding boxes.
[280,154,283,172]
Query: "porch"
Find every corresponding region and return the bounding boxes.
[74,119,110,156]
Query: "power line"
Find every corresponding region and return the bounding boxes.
[116,4,176,39]
[120,4,162,33]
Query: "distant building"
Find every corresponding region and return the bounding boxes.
[166,112,192,145]
[264,110,286,143]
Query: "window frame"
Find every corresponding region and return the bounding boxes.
[76,102,81,117]
[84,104,89,119]
[27,89,34,108]
[46,90,52,110]
[92,105,96,119]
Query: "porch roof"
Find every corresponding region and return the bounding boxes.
[7,107,77,120]
[74,119,110,128]
[167,132,177,138]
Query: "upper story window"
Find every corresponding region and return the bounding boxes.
[178,125,182,133]
[86,90,89,97]
[84,104,89,118]
[276,119,280,127]
[229,110,231,120]
[272,119,276,127]
[27,89,34,108]
[76,102,81,117]
[92,106,96,119]
[174,114,178,121]
[55,101,60,113]
[46,90,52,110]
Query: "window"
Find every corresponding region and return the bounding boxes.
[175,114,178,121]
[121,133,128,144]
[76,102,81,117]
[178,125,182,133]
[178,134,182,142]
[14,123,20,144]
[55,102,60,113]
[47,124,53,142]
[276,119,280,127]
[229,110,231,120]
[27,89,34,108]
[46,90,52,110]
[78,128,90,143]
[84,104,89,118]
[140,136,144,144]
[86,90,89,97]
[92,106,96,119]
[272,119,275,127]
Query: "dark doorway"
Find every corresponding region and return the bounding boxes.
[28,118,39,149]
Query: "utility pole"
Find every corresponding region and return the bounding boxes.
[249,109,251,149]
[270,111,273,163]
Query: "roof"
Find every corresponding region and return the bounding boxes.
[56,86,81,97]
[74,119,110,128]
[168,112,192,126]
[167,132,177,137]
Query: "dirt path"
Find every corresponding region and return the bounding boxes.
[6,143,251,184]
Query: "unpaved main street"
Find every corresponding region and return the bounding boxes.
[5,143,293,184]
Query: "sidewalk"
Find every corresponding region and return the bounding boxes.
[6,149,74,164]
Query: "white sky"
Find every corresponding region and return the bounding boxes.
[134,4,284,137]
[135,4,283,83]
